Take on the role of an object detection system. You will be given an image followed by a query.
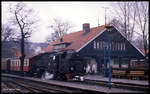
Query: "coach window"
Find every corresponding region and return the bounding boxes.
[25,59,27,66]
[14,60,15,66]
[17,60,19,66]
[16,60,18,66]
[18,60,21,66]
[16,60,17,66]
[14,60,16,66]
[26,59,28,66]
[11,60,13,66]
[24,60,26,66]
[15,60,16,66]
[27,59,29,66]
[17,60,18,66]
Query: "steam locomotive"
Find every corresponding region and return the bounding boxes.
[2,50,86,81]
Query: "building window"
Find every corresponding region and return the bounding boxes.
[118,42,120,51]
[106,41,108,50]
[54,44,67,50]
[112,42,114,51]
[123,43,126,51]
[102,41,104,49]
[103,41,105,50]
[94,41,96,49]
[115,42,117,51]
[113,42,115,51]
[99,41,101,49]
[120,43,122,51]
[97,42,99,49]
[110,42,111,50]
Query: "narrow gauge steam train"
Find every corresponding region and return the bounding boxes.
[2,50,86,81]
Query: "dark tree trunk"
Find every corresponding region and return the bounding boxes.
[20,32,25,76]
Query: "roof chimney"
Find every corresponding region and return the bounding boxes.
[83,23,90,35]
[60,37,63,43]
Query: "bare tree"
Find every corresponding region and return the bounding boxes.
[1,24,16,42]
[135,2,149,58]
[109,2,149,58]
[46,18,74,43]
[109,2,137,42]
[9,2,39,75]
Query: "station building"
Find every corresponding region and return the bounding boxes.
[43,23,145,74]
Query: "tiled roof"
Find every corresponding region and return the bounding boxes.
[43,24,107,53]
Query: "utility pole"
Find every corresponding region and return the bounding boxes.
[102,7,109,25]
[97,17,100,26]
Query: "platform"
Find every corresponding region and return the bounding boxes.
[84,74,149,86]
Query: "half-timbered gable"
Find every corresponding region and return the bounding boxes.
[78,26,144,59]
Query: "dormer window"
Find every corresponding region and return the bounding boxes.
[53,42,71,50]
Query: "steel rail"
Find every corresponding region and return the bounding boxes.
[2,81,22,93]
[2,75,93,93]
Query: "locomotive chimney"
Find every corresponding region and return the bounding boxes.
[83,23,90,35]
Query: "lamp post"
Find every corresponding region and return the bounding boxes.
[108,39,111,89]
[104,46,106,77]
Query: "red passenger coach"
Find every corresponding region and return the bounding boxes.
[2,59,7,71]
[10,58,30,72]
[2,58,30,74]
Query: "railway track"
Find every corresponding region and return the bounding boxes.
[2,74,147,93]
[2,81,22,93]
[4,78,62,93]
[2,75,99,93]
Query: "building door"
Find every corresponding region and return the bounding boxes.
[85,57,97,74]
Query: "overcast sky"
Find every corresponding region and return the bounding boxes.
[2,1,116,43]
